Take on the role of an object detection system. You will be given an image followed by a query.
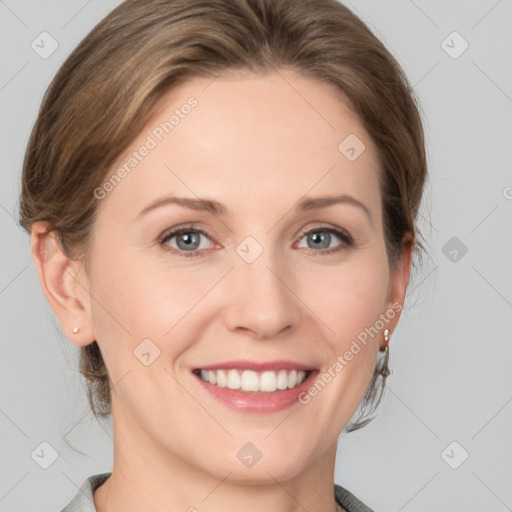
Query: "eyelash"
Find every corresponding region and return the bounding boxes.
[158,224,353,259]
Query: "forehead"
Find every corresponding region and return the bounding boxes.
[96,69,381,220]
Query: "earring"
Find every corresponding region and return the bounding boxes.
[380,328,390,352]
[379,328,391,375]
[381,344,391,377]
[72,327,79,334]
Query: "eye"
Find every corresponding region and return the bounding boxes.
[158,224,353,258]
[296,226,353,255]
[159,226,214,258]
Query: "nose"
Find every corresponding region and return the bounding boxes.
[223,250,301,340]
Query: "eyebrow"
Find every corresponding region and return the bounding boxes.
[298,194,371,219]
[136,194,371,220]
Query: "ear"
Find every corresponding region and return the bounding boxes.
[380,233,414,350]
[30,221,95,346]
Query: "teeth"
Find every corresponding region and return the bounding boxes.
[241,370,259,391]
[276,369,288,390]
[227,369,241,390]
[216,369,227,388]
[197,368,309,392]
[260,371,277,392]
[288,369,297,388]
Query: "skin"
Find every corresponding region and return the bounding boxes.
[31,68,412,512]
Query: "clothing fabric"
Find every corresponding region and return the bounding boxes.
[60,472,374,512]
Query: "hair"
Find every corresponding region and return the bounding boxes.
[19,0,427,432]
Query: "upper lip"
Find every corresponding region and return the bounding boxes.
[193,360,317,372]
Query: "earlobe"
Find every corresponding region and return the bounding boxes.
[30,221,95,347]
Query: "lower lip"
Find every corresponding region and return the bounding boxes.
[192,370,319,414]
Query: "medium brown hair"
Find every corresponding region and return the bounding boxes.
[19,0,427,432]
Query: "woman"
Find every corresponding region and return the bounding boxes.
[19,0,427,510]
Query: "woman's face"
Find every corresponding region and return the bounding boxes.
[69,69,410,482]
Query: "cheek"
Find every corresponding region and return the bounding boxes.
[288,258,389,442]
[88,248,214,372]
[305,253,389,345]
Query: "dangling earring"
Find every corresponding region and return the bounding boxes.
[72,327,79,334]
[379,328,391,377]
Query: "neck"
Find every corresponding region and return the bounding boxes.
[94,396,344,512]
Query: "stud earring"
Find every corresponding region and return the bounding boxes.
[379,328,390,352]
[72,327,79,334]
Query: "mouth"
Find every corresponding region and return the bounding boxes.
[192,368,315,394]
[191,360,320,414]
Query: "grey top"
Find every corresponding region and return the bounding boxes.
[61,472,374,512]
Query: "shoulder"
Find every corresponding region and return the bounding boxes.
[334,483,375,512]
[60,472,111,512]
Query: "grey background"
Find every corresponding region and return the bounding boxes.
[1,1,511,511]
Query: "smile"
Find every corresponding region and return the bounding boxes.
[193,368,311,393]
